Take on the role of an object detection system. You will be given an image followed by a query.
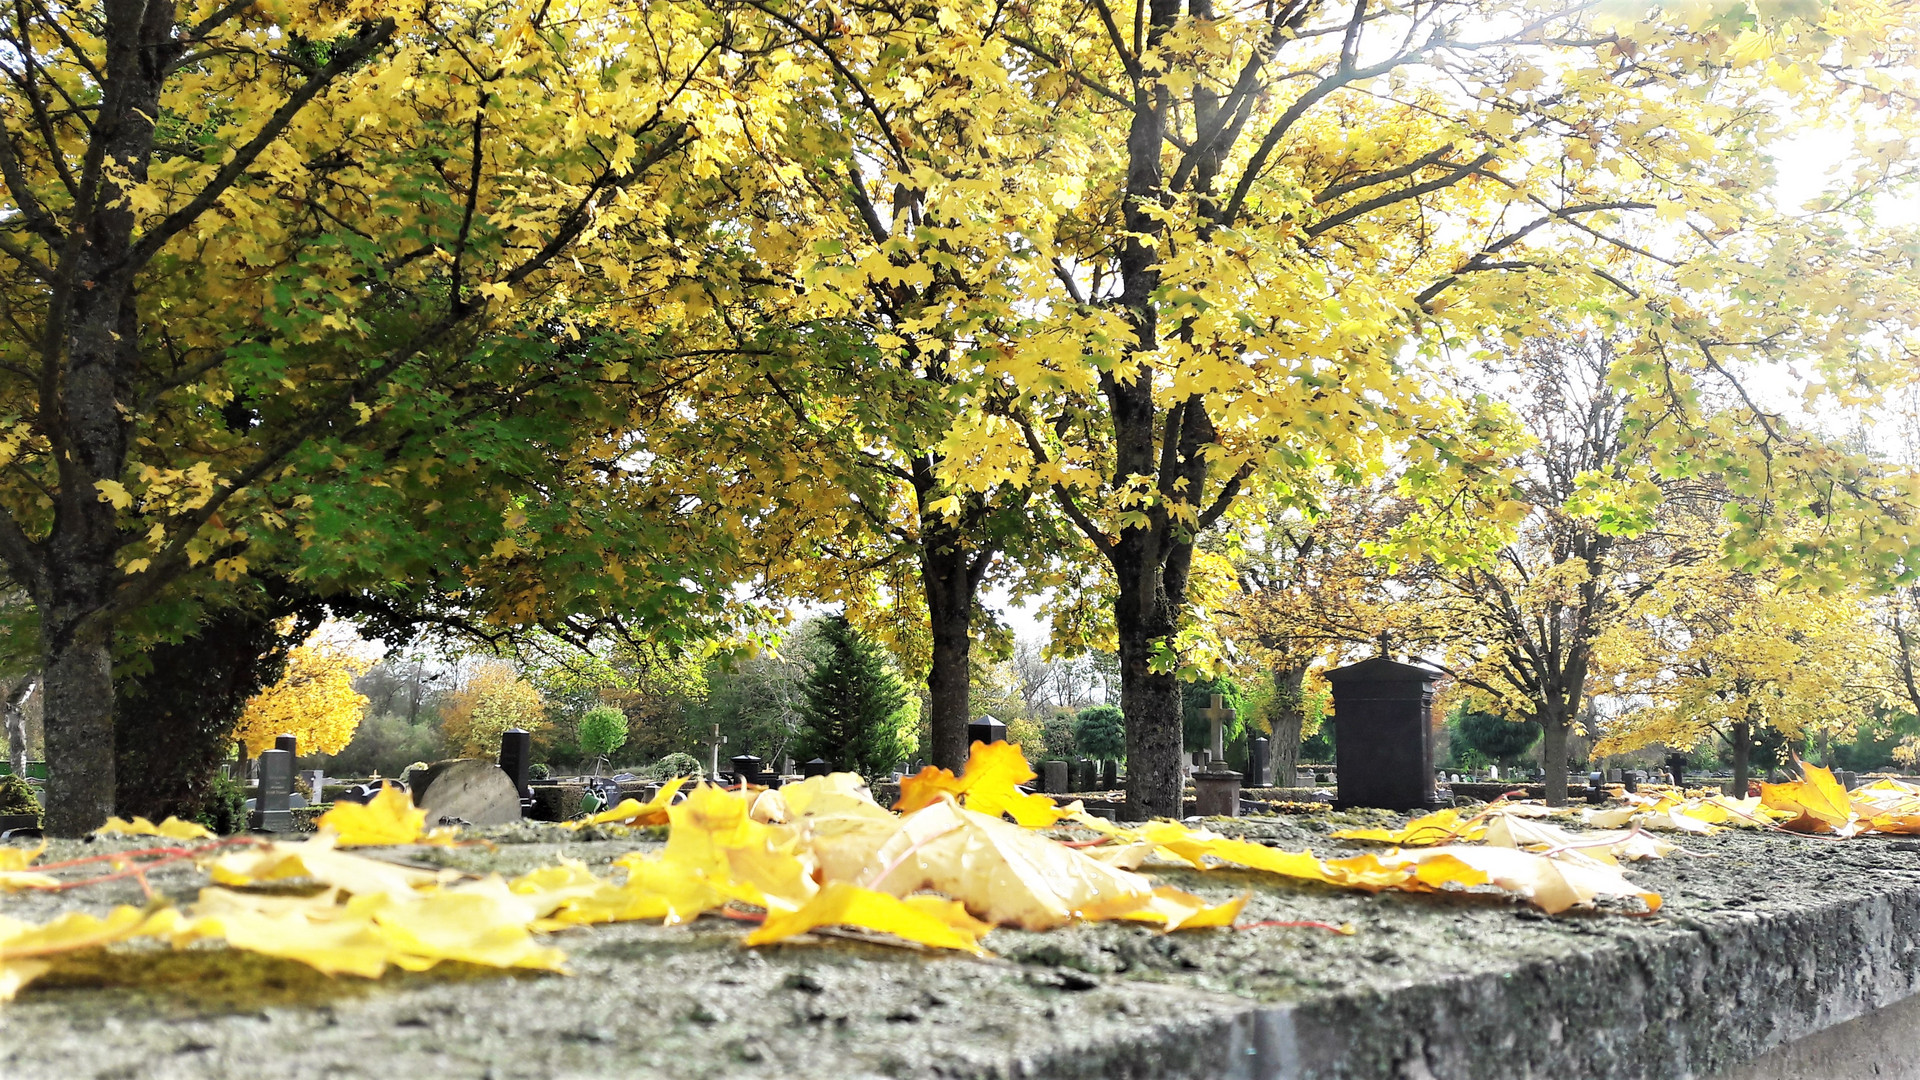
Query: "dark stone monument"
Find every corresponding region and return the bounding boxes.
[967,715,1007,748]
[1101,760,1118,790]
[1042,760,1069,794]
[498,728,533,800]
[1586,771,1608,805]
[1622,770,1638,794]
[1666,752,1688,788]
[803,758,831,778]
[731,754,765,787]
[1325,656,1443,811]
[251,749,293,832]
[1073,759,1096,792]
[1249,736,1271,788]
[275,733,298,758]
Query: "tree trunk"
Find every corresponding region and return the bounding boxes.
[1117,620,1184,820]
[921,529,973,773]
[1731,719,1752,796]
[5,674,37,778]
[1269,663,1307,786]
[41,617,116,835]
[1541,719,1570,805]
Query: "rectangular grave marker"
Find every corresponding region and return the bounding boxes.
[498,728,533,800]
[1326,656,1442,811]
[251,749,293,833]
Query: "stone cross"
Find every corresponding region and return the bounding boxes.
[705,724,727,782]
[1199,694,1235,765]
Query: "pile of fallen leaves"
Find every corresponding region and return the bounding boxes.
[1758,765,1920,836]
[0,743,1673,1001]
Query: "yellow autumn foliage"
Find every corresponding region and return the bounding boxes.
[233,643,371,757]
[439,663,549,759]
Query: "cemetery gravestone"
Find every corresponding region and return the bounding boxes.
[731,754,765,787]
[1101,760,1118,790]
[1667,752,1688,787]
[275,733,298,758]
[705,724,728,783]
[1043,760,1069,794]
[412,759,525,827]
[1325,656,1443,811]
[1074,759,1096,792]
[967,715,1007,748]
[498,729,533,801]
[1249,736,1271,787]
[1193,694,1242,816]
[251,749,293,832]
[803,758,830,778]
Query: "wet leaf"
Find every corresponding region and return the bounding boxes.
[863,799,1154,929]
[1333,808,1485,846]
[95,816,215,840]
[895,741,1075,827]
[315,785,430,846]
[1,906,175,1000]
[744,881,991,955]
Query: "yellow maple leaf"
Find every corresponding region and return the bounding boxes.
[865,799,1154,929]
[1759,763,1856,833]
[745,881,991,955]
[96,816,215,840]
[316,784,430,845]
[1,906,174,1000]
[1332,808,1485,846]
[1377,846,1663,916]
[208,836,451,900]
[1482,814,1674,864]
[367,880,566,974]
[1112,886,1251,932]
[660,785,816,912]
[895,741,1073,827]
[0,843,56,891]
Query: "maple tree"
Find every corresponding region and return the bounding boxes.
[1592,559,1893,794]
[230,637,371,758]
[439,662,548,759]
[1219,485,1422,782]
[804,0,1920,818]
[0,0,808,834]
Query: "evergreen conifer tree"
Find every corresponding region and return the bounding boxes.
[795,616,914,778]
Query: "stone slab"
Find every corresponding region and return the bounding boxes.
[411,758,524,827]
[7,819,1920,1077]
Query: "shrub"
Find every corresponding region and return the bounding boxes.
[0,774,40,821]
[1073,705,1126,762]
[194,773,247,836]
[654,752,703,780]
[578,705,631,760]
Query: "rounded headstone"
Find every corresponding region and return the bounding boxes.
[412,759,525,827]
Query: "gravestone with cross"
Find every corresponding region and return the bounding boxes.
[705,724,728,783]
[1199,695,1234,766]
[1193,694,1242,816]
